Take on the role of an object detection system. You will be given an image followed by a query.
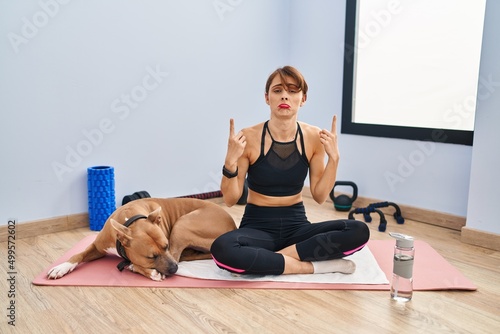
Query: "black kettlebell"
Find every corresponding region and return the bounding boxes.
[329,181,358,211]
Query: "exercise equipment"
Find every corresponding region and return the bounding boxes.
[366,201,404,224]
[122,191,151,205]
[349,207,388,232]
[329,181,358,211]
[122,179,249,206]
[348,201,404,232]
[88,166,116,231]
[177,190,222,200]
[123,190,221,205]
[178,179,248,204]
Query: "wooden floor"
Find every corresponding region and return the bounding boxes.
[1,197,499,333]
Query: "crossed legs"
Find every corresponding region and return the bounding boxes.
[211,219,369,275]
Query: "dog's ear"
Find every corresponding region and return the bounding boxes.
[111,219,133,247]
[147,207,162,225]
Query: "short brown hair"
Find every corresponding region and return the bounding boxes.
[265,66,308,95]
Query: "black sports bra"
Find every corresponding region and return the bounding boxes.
[247,121,309,197]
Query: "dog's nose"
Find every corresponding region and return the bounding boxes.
[167,263,178,275]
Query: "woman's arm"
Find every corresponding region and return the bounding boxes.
[308,116,340,204]
[221,157,249,207]
[221,119,249,207]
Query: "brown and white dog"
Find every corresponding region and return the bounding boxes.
[47,198,236,281]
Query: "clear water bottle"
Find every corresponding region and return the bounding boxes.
[389,232,414,302]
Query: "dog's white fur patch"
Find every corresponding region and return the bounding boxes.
[128,265,165,281]
[47,262,78,279]
[104,247,119,257]
[150,269,165,281]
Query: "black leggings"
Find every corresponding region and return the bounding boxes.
[210,202,370,275]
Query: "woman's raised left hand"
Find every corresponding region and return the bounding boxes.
[319,115,340,161]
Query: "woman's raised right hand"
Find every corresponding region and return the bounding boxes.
[225,118,246,169]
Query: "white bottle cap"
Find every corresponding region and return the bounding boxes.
[389,232,414,248]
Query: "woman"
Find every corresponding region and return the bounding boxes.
[211,66,369,275]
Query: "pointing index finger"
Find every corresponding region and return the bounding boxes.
[229,118,235,137]
[331,115,337,134]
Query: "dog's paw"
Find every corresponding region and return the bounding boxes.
[150,269,165,281]
[47,262,78,279]
[128,264,165,281]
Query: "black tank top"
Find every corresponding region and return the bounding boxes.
[247,121,309,197]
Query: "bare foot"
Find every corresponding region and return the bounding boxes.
[311,259,356,274]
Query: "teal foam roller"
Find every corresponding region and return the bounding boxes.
[87,166,116,231]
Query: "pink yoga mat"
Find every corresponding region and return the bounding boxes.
[32,236,476,290]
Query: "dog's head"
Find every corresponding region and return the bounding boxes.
[110,207,178,277]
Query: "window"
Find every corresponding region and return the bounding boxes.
[341,0,486,145]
